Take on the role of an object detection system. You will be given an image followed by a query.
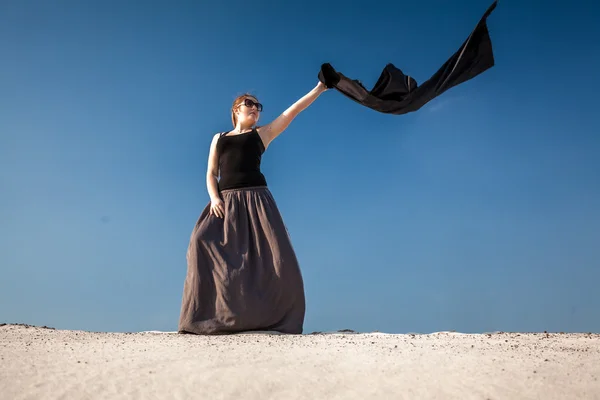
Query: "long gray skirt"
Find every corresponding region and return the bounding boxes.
[178,186,306,335]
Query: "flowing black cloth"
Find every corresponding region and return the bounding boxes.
[318,1,498,115]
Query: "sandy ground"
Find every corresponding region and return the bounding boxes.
[1,324,599,399]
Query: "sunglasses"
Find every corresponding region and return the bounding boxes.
[241,98,263,112]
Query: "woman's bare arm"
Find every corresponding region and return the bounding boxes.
[206,133,221,202]
[258,81,328,148]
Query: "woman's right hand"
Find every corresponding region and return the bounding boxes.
[209,197,225,218]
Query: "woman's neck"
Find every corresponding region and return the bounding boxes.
[233,124,254,134]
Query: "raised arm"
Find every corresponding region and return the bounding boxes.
[258,81,328,148]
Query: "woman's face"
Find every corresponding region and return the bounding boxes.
[236,97,262,126]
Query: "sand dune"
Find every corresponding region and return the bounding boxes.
[1,323,599,399]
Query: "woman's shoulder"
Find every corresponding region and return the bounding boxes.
[210,131,227,147]
[212,131,229,140]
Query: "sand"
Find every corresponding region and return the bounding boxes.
[1,323,599,399]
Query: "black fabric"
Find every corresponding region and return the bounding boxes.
[217,128,268,191]
[318,0,498,115]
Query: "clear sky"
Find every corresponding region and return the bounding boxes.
[1,0,599,334]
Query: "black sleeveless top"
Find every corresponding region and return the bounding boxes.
[217,128,267,191]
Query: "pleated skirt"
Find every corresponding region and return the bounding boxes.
[178,186,306,335]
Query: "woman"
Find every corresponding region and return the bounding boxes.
[178,81,328,335]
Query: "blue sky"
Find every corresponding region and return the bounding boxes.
[1,0,599,334]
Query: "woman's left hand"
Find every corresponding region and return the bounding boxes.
[316,81,329,92]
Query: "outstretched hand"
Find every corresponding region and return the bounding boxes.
[316,81,329,92]
[318,63,340,89]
